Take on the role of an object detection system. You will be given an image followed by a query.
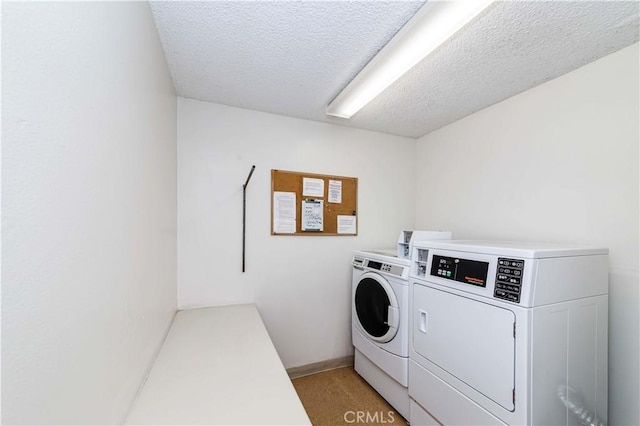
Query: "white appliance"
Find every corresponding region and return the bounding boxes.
[397,230,451,259]
[352,249,411,418]
[351,232,450,420]
[408,240,608,426]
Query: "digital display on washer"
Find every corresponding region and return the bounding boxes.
[430,255,489,287]
[367,260,382,270]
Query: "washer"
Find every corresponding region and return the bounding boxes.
[352,249,411,419]
[408,240,609,426]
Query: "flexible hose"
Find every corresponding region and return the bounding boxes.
[557,385,606,426]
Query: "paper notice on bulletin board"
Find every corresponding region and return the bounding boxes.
[301,200,323,231]
[328,180,342,203]
[273,191,296,233]
[337,215,356,234]
[302,177,324,198]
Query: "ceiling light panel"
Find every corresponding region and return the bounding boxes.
[326,0,495,119]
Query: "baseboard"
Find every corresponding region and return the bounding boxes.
[287,355,354,379]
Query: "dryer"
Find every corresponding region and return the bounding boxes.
[408,240,609,426]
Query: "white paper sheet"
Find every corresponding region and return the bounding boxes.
[273,191,296,233]
[302,177,324,197]
[301,200,323,231]
[328,180,342,204]
[337,215,357,234]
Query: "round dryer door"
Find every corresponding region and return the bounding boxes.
[354,272,399,343]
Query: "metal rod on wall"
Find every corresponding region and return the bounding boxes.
[242,165,256,273]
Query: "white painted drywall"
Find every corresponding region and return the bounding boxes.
[415,43,639,426]
[177,98,416,367]
[2,2,177,424]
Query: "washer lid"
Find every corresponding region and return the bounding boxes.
[354,272,399,343]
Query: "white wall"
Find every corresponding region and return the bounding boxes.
[415,43,639,426]
[177,98,416,367]
[2,3,177,424]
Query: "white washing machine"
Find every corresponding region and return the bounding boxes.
[352,249,411,419]
[351,232,452,419]
[408,240,609,426]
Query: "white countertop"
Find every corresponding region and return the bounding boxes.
[126,304,311,425]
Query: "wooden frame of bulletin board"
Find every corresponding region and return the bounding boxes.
[271,169,358,236]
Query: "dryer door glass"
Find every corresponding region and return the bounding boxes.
[355,277,392,339]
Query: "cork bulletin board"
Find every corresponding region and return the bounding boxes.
[271,169,358,236]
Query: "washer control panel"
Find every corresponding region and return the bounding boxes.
[494,258,525,303]
[366,260,404,277]
[352,256,405,277]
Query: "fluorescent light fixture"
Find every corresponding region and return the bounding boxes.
[326,0,495,119]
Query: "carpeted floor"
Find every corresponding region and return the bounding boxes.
[291,367,408,426]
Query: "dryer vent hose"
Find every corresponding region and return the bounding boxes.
[557,385,606,426]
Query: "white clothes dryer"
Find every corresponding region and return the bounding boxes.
[408,240,608,426]
[352,249,410,419]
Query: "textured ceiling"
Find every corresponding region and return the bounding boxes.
[150,1,639,138]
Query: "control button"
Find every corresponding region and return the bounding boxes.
[497,282,521,290]
[446,271,451,277]
[514,270,521,276]
[494,288,521,303]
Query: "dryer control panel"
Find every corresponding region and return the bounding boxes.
[494,258,525,303]
[430,255,489,287]
[410,240,609,308]
[429,254,524,303]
